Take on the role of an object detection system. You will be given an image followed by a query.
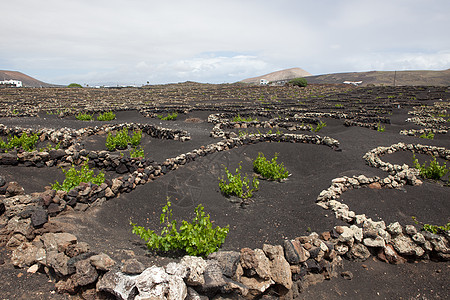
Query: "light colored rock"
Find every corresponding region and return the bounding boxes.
[41,232,77,253]
[27,264,40,274]
[405,225,417,236]
[337,226,354,246]
[412,233,426,244]
[11,242,40,268]
[364,219,386,231]
[262,244,293,290]
[134,266,187,300]
[96,271,137,300]
[181,255,207,286]
[383,244,406,264]
[253,249,272,280]
[392,235,425,257]
[387,222,403,236]
[165,262,188,278]
[334,243,349,255]
[350,225,363,243]
[89,253,116,271]
[363,236,386,248]
[239,275,274,298]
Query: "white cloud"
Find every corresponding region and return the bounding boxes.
[1,0,449,84]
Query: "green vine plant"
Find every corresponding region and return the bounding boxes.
[310,121,327,132]
[75,112,94,121]
[130,200,229,257]
[130,146,145,158]
[419,132,434,140]
[97,111,116,121]
[0,132,39,152]
[52,160,105,192]
[253,152,289,181]
[219,163,259,199]
[157,112,178,120]
[232,114,258,122]
[376,123,385,132]
[106,127,142,151]
[39,142,61,152]
[412,217,450,234]
[412,153,449,181]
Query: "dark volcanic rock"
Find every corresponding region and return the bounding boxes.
[49,149,66,160]
[0,153,18,165]
[31,208,48,228]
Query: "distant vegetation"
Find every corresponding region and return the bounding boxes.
[288,77,308,87]
[68,83,83,88]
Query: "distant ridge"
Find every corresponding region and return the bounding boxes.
[306,69,450,86]
[241,67,312,84]
[0,70,58,87]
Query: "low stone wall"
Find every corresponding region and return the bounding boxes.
[315,142,450,265]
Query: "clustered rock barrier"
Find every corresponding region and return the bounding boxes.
[1,117,449,299]
[315,142,450,265]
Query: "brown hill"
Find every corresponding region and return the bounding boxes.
[241,67,312,84]
[0,70,58,87]
[306,69,450,86]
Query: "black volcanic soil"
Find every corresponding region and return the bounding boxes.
[0,85,449,299]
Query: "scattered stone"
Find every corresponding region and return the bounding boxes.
[341,271,353,280]
[27,264,40,274]
[6,181,25,197]
[89,253,115,271]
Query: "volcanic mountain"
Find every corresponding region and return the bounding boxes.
[240,67,312,84]
[0,70,58,87]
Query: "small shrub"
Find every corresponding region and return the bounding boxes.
[131,200,229,257]
[232,114,258,122]
[253,152,289,181]
[40,142,61,152]
[376,123,385,132]
[310,121,327,132]
[157,112,178,120]
[52,160,105,192]
[130,146,144,158]
[68,83,82,88]
[106,127,142,151]
[97,111,116,121]
[334,104,344,108]
[413,153,449,180]
[76,112,94,121]
[288,77,308,87]
[0,132,39,152]
[419,132,434,140]
[130,130,142,146]
[219,163,259,199]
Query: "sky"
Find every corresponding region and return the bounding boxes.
[1,0,449,86]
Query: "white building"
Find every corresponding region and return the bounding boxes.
[260,79,269,85]
[0,79,23,87]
